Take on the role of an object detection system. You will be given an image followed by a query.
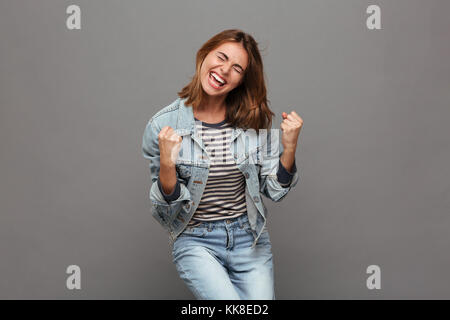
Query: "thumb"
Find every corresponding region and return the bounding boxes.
[282,112,287,119]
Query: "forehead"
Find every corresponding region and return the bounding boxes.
[213,42,248,68]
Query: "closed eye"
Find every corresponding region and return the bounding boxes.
[217,55,242,73]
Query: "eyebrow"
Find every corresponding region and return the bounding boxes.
[217,51,245,71]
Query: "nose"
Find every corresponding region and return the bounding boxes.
[220,63,232,75]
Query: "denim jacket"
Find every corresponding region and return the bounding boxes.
[142,97,300,248]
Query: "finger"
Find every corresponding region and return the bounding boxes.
[166,128,176,140]
[169,132,181,142]
[290,111,302,122]
[282,112,287,119]
[159,126,169,137]
[172,132,182,142]
[283,118,297,126]
[287,113,300,124]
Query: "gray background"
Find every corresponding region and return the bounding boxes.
[0,0,449,299]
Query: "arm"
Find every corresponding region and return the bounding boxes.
[259,130,300,202]
[142,119,191,225]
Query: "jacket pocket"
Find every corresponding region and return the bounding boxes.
[176,164,192,180]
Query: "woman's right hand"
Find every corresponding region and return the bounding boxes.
[158,126,182,167]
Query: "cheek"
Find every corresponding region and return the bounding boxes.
[232,76,243,87]
[200,60,211,76]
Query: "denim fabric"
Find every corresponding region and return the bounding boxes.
[171,213,275,300]
[158,158,296,203]
[142,97,300,248]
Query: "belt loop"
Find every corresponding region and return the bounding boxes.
[238,215,244,229]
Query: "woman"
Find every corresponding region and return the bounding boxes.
[142,29,303,299]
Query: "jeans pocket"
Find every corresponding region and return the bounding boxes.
[241,222,271,245]
[241,222,256,237]
[179,225,208,238]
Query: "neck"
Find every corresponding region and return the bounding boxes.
[197,95,226,114]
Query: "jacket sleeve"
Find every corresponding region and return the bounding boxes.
[259,129,300,202]
[142,118,191,225]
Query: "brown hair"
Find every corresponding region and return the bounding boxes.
[177,29,275,131]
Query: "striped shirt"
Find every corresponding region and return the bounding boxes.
[187,117,247,226]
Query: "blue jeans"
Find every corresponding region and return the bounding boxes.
[171,213,275,300]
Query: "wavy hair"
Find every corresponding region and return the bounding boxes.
[177,29,274,131]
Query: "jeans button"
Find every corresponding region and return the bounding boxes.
[226,219,231,224]
[244,172,249,179]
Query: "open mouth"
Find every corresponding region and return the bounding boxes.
[209,71,226,88]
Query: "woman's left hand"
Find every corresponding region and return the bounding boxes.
[280,111,303,152]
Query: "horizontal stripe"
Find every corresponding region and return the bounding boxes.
[188,121,247,224]
[187,211,246,226]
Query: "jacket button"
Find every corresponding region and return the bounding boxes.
[244,172,249,179]
[253,196,260,202]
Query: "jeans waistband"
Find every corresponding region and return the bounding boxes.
[189,213,249,231]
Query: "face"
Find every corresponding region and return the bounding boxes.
[200,41,249,97]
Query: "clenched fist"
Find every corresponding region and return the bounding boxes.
[280,111,303,152]
[158,126,182,167]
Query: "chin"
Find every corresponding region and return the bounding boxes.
[202,82,225,96]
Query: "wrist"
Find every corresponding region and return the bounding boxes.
[282,146,296,154]
[160,158,176,169]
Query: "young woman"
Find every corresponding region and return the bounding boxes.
[142,29,303,300]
